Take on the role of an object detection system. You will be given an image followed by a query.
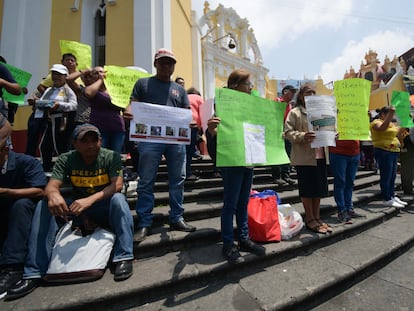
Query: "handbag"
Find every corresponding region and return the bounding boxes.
[247,190,281,242]
[44,222,115,283]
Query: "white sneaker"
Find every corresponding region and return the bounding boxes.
[384,199,404,208]
[393,197,408,206]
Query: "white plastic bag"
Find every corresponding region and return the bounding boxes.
[278,204,304,240]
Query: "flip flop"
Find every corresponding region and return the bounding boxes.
[305,219,327,234]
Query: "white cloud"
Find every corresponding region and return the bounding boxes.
[193,0,354,50]
[319,30,414,83]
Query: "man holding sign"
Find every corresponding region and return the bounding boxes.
[124,48,195,241]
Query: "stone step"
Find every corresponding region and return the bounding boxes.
[3,191,413,311]
[125,170,379,208]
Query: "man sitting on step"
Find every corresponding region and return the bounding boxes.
[5,124,135,300]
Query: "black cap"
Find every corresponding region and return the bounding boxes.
[281,85,297,94]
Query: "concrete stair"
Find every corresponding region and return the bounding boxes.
[2,158,414,311]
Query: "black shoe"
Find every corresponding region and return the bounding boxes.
[222,244,245,265]
[0,267,22,300]
[136,227,151,242]
[170,220,196,232]
[273,178,288,187]
[5,279,39,301]
[282,177,296,185]
[113,260,133,281]
[239,239,266,256]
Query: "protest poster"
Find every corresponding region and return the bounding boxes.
[0,62,32,105]
[305,95,337,148]
[104,65,151,108]
[214,87,289,167]
[334,78,371,140]
[129,101,192,145]
[391,90,413,128]
[59,40,92,70]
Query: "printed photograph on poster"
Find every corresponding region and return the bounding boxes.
[305,95,337,148]
[129,101,192,145]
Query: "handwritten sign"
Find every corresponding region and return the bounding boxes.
[59,40,92,70]
[334,78,371,140]
[103,65,151,108]
[0,62,32,105]
[215,88,289,167]
[391,90,413,128]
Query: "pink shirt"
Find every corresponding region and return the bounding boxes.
[188,93,204,128]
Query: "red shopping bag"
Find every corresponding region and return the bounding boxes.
[247,190,281,242]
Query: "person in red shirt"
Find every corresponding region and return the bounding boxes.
[271,85,297,186]
[329,139,365,223]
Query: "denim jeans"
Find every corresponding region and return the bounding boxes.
[23,193,134,279]
[0,198,37,265]
[101,131,125,154]
[374,148,398,201]
[329,153,360,212]
[221,166,254,248]
[185,127,199,177]
[136,142,186,227]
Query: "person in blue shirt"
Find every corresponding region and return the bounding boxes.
[0,132,47,300]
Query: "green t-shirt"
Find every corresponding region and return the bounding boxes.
[51,148,123,199]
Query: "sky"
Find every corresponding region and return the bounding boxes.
[191,0,414,83]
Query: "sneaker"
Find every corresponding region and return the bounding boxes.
[239,239,266,256]
[348,208,365,218]
[393,197,408,206]
[0,267,23,300]
[338,211,353,224]
[222,244,244,265]
[384,199,404,208]
[273,178,288,187]
[282,177,296,185]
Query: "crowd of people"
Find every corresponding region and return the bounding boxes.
[0,47,412,301]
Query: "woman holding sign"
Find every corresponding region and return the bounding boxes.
[370,106,407,208]
[206,69,266,265]
[285,84,331,234]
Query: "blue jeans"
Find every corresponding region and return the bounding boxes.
[23,193,134,279]
[101,131,125,154]
[186,127,199,177]
[329,153,360,212]
[0,198,38,265]
[374,148,398,201]
[136,142,186,227]
[221,167,254,248]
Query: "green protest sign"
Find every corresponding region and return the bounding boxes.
[1,62,32,105]
[391,91,413,128]
[334,78,371,140]
[215,88,289,167]
[59,40,92,70]
[104,65,151,108]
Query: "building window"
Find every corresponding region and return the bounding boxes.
[94,1,106,66]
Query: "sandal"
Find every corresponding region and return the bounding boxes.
[316,219,333,233]
[305,219,327,234]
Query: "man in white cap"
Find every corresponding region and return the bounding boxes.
[5,123,134,300]
[124,48,195,241]
[35,64,77,171]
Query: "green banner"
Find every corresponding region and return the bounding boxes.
[334,78,371,140]
[104,65,151,108]
[215,88,289,167]
[391,90,413,128]
[59,40,92,70]
[1,62,32,105]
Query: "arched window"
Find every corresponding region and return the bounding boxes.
[94,1,106,66]
[364,72,374,81]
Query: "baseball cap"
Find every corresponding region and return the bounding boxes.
[72,123,101,140]
[50,64,68,75]
[154,48,176,63]
[281,85,297,94]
